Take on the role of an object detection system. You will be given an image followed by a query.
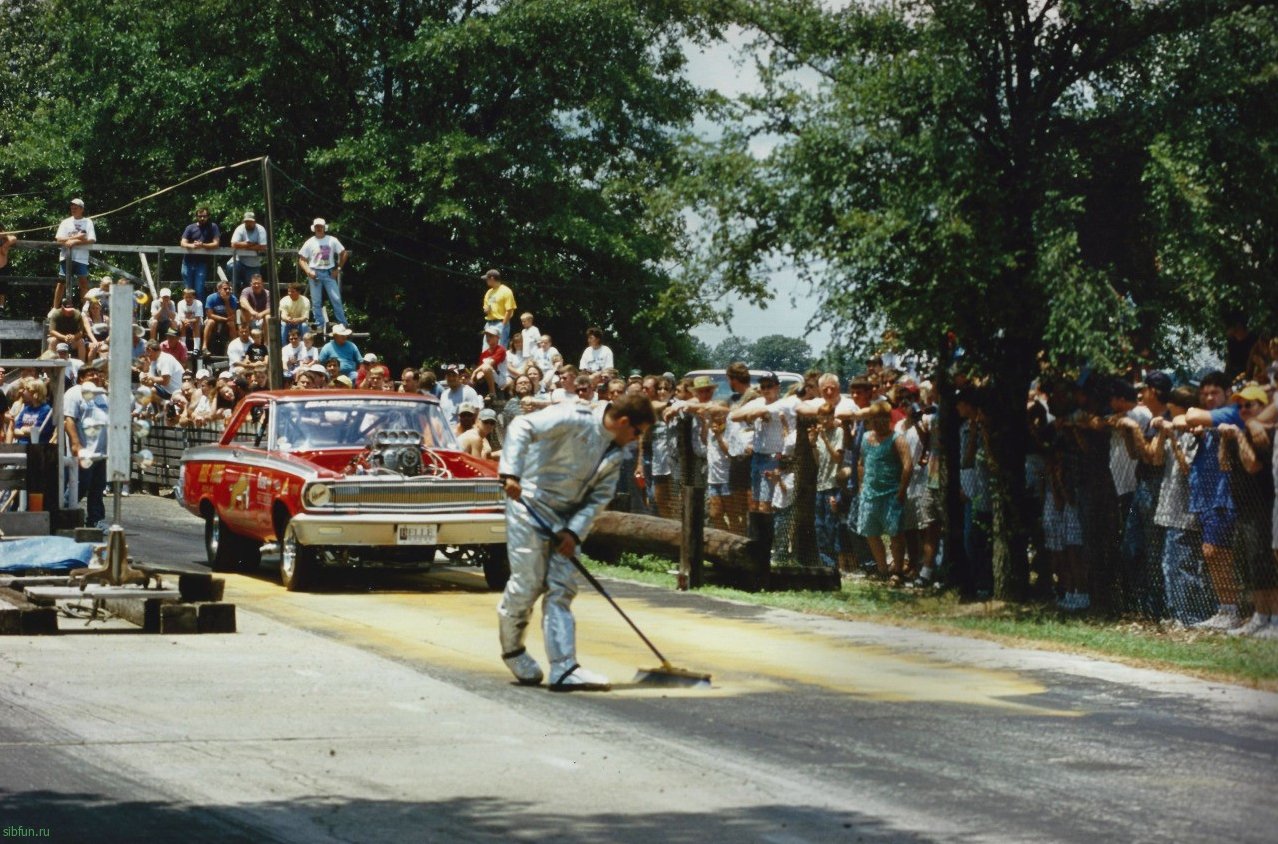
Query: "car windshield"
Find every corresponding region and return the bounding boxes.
[272,398,457,451]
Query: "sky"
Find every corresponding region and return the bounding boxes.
[679,30,834,357]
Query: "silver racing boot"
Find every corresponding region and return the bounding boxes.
[502,647,544,686]
[499,610,543,686]
[548,660,610,692]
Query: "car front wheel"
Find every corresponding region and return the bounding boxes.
[280,522,318,592]
[481,545,511,592]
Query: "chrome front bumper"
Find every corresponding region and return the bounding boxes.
[289,511,506,547]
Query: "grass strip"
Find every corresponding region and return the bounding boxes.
[582,553,1278,690]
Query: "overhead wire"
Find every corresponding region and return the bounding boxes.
[1,154,594,297]
[0,156,266,236]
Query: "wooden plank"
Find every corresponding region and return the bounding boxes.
[0,321,45,341]
[13,240,296,257]
[24,585,183,602]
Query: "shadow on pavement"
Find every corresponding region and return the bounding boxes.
[0,790,921,844]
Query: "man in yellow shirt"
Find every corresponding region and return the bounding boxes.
[481,268,516,349]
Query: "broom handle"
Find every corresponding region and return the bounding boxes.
[521,498,672,667]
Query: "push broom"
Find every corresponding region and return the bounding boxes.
[522,499,712,688]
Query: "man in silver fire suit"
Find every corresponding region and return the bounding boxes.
[497,393,654,691]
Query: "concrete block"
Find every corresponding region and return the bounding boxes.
[178,573,224,602]
[0,511,51,537]
[0,587,59,635]
[196,602,236,634]
[158,603,197,634]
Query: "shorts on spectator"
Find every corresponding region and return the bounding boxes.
[1236,515,1277,590]
[751,454,780,503]
[1042,500,1083,552]
[61,259,89,278]
[707,482,731,499]
[900,486,934,531]
[1197,507,1237,548]
[857,494,902,537]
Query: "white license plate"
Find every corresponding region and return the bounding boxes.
[397,525,438,545]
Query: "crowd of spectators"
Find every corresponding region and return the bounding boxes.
[4,206,1278,637]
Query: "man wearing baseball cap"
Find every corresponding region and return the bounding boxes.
[55,198,96,307]
[298,217,349,329]
[439,364,479,428]
[149,287,176,341]
[228,211,267,291]
[481,268,516,349]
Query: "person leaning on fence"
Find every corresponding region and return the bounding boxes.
[1175,372,1260,632]
[228,211,267,291]
[856,398,912,582]
[179,207,221,303]
[1146,385,1213,625]
[55,198,95,306]
[1181,380,1278,637]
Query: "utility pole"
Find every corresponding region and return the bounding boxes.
[262,157,284,390]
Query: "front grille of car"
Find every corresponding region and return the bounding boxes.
[324,479,504,512]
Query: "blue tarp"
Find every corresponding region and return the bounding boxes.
[0,536,96,573]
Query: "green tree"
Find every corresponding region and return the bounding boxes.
[751,334,812,373]
[680,0,1271,600]
[710,335,754,368]
[0,0,710,373]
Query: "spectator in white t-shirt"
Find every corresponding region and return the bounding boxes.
[579,326,613,374]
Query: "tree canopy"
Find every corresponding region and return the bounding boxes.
[0,0,713,372]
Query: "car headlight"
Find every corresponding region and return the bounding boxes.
[304,483,331,508]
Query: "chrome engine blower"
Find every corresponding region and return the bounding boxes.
[365,430,425,477]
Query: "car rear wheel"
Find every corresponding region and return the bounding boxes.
[205,513,239,572]
[481,545,511,592]
[280,522,317,592]
[205,512,262,573]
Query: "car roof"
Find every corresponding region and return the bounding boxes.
[257,389,439,404]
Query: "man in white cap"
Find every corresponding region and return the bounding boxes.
[298,218,348,330]
[149,287,177,340]
[228,211,267,291]
[55,198,96,307]
[317,323,360,377]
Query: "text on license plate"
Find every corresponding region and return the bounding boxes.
[397,525,438,545]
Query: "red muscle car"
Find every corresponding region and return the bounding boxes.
[179,390,509,592]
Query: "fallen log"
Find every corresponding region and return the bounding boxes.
[583,511,770,591]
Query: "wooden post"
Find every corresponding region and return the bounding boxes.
[791,415,818,565]
[678,414,705,589]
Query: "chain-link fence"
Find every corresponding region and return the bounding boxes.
[133,385,1278,630]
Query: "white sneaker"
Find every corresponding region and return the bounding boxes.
[1228,613,1271,637]
[548,663,611,692]
[1193,607,1243,631]
[1251,621,1278,641]
[502,648,544,686]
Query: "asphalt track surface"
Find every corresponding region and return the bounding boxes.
[1,493,1275,844]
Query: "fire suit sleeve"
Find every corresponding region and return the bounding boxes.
[498,414,534,480]
[564,448,623,543]
[497,403,574,480]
